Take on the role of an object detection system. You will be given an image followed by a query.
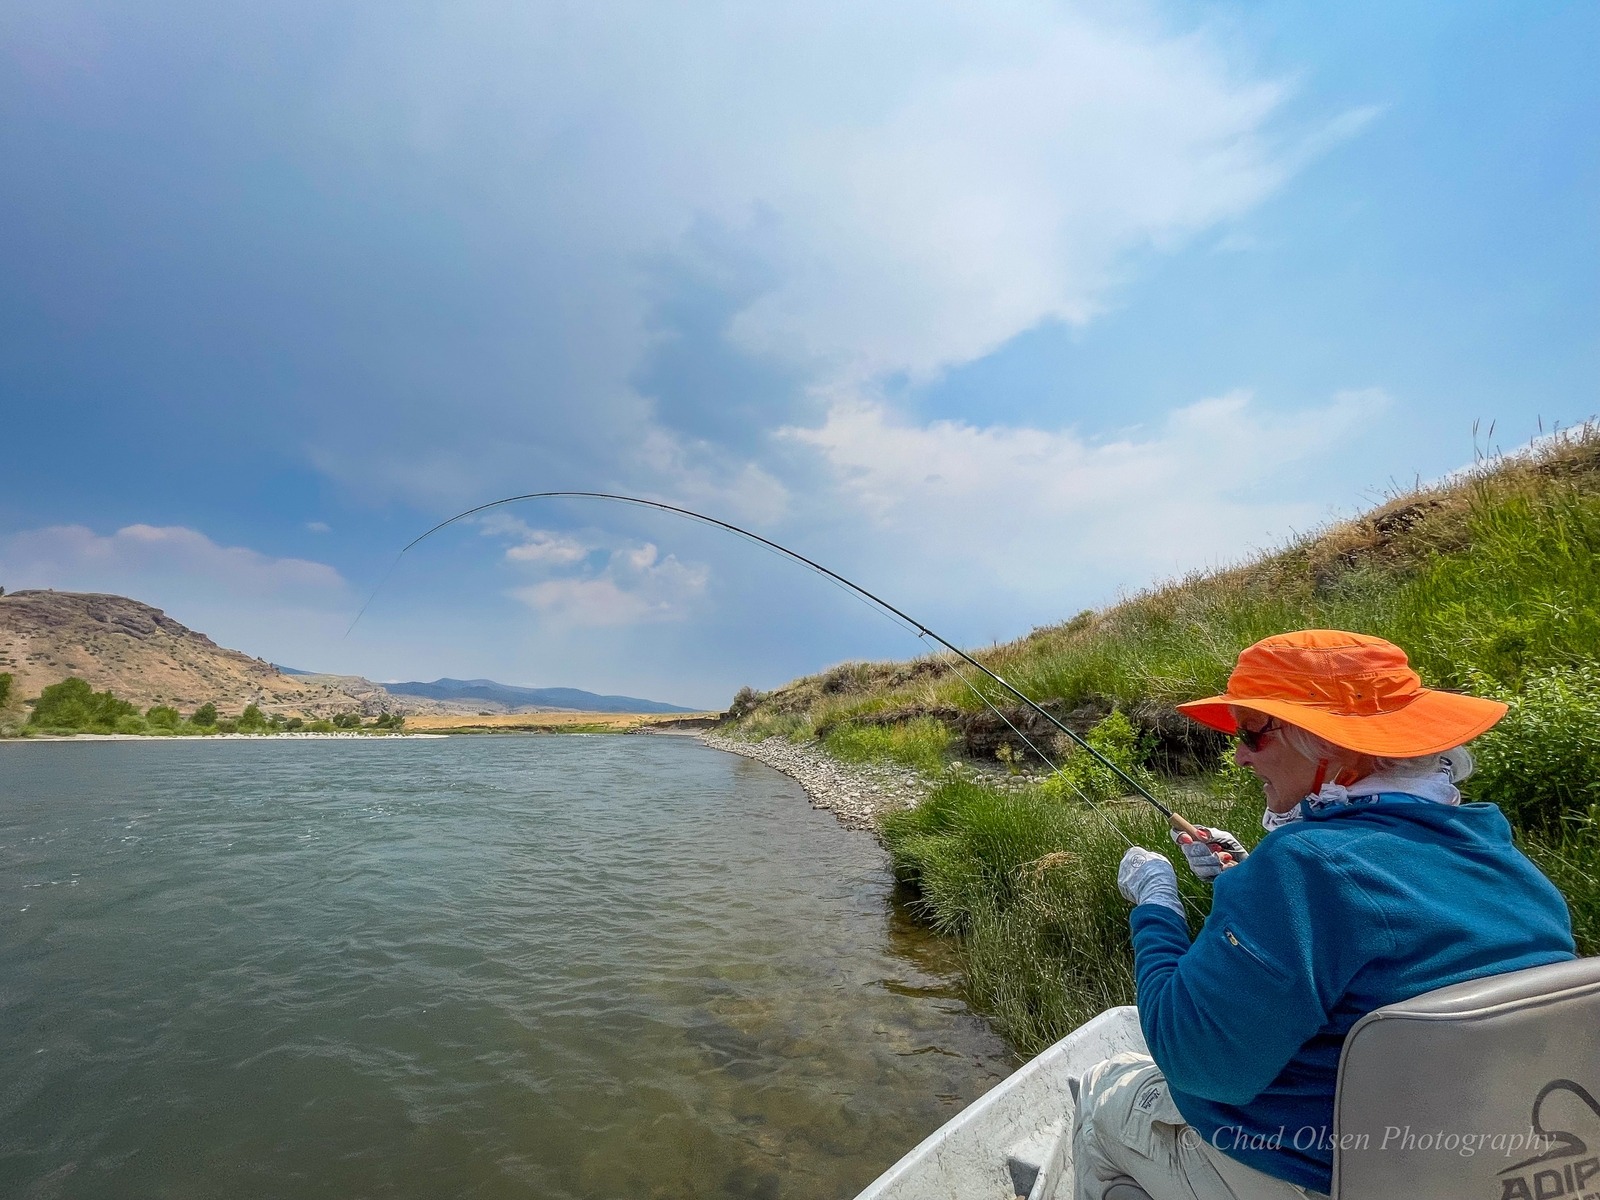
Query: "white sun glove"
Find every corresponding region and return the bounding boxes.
[1117,847,1182,915]
[1169,826,1249,881]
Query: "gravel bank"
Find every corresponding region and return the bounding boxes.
[699,733,932,832]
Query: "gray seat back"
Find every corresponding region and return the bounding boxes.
[1333,957,1600,1200]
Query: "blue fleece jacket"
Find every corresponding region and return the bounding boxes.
[1129,795,1575,1194]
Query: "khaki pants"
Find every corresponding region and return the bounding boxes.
[1072,1052,1326,1200]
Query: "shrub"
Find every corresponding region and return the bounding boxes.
[29,677,137,732]
[332,711,362,729]
[1466,666,1600,835]
[146,705,181,730]
[115,714,147,735]
[191,702,218,727]
[0,672,11,708]
[727,686,763,719]
[1037,710,1157,804]
[284,716,305,731]
[307,719,336,733]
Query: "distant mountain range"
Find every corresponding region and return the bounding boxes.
[278,669,695,714]
[0,589,701,718]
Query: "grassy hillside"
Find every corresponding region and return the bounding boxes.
[724,425,1600,1053]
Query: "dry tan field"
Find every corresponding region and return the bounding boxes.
[403,711,719,733]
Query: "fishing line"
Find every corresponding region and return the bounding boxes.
[353,490,1194,832]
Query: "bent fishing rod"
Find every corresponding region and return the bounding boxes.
[352,491,1216,848]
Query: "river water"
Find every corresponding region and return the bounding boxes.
[0,735,1013,1199]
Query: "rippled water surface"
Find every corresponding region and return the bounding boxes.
[0,736,1012,1199]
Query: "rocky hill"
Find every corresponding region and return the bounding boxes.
[0,589,696,720]
[0,590,400,719]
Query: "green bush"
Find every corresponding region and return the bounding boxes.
[146,705,181,730]
[823,717,954,774]
[29,677,137,732]
[115,714,147,735]
[1038,710,1157,804]
[307,719,336,733]
[284,716,305,731]
[0,672,11,708]
[191,702,218,727]
[1466,666,1600,835]
[332,711,362,729]
[237,704,269,733]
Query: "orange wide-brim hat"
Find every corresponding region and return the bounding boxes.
[1175,629,1507,758]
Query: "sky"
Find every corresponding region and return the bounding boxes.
[1,1,1595,710]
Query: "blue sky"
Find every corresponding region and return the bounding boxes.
[2,1,1595,709]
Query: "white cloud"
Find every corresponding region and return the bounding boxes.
[0,523,354,666]
[504,532,590,567]
[509,542,709,628]
[474,514,593,565]
[301,1,1358,501]
[475,513,708,627]
[306,521,332,534]
[633,429,792,526]
[725,14,1296,379]
[0,524,347,599]
[781,387,1390,599]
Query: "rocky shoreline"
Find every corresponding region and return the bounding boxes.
[698,732,933,832]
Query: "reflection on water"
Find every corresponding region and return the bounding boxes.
[0,736,1012,1199]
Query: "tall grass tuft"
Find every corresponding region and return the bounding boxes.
[881,764,1262,1053]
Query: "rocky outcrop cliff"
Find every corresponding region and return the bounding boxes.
[0,590,381,718]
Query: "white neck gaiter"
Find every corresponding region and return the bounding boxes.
[1260,767,1462,833]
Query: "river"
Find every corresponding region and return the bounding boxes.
[0,735,1013,1199]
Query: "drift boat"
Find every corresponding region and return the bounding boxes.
[852,957,1600,1200]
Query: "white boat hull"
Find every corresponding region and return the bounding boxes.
[855,1006,1146,1200]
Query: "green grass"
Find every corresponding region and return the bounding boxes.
[823,717,955,774]
[728,426,1600,1053]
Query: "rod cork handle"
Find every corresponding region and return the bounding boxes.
[1168,812,1205,840]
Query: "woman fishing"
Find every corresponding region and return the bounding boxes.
[1075,629,1577,1200]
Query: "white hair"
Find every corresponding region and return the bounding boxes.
[1277,723,1475,783]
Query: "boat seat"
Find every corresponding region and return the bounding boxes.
[1332,956,1600,1200]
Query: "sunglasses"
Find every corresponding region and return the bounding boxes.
[1235,719,1282,751]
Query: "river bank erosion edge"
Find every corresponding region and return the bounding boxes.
[697,731,933,833]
